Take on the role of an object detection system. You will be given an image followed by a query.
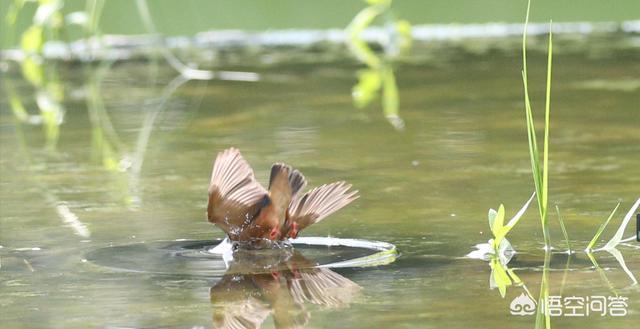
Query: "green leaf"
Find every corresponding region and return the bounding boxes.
[352,69,381,108]
[505,192,536,228]
[586,203,620,252]
[21,57,44,86]
[488,208,498,231]
[395,19,412,53]
[493,204,506,235]
[521,0,552,249]
[555,205,571,253]
[602,198,640,250]
[347,6,383,68]
[381,68,403,129]
[20,25,43,53]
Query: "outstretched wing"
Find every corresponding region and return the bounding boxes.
[207,148,268,239]
[286,181,359,233]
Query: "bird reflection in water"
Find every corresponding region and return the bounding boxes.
[210,248,361,329]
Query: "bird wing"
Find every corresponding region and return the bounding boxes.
[207,148,268,239]
[286,181,359,233]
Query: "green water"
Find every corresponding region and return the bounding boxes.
[2,0,640,48]
[1,31,639,328]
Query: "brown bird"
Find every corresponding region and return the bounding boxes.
[207,148,359,248]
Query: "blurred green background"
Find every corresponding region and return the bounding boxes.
[2,0,639,49]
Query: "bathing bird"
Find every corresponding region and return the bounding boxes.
[207,148,359,248]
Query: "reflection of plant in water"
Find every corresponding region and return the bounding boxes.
[553,205,571,254]
[4,0,70,150]
[585,199,640,289]
[86,61,129,172]
[4,0,104,150]
[346,0,411,130]
[489,253,534,300]
[135,0,214,80]
[535,251,550,329]
[471,3,637,328]
[520,3,553,327]
[467,194,534,298]
[588,199,640,252]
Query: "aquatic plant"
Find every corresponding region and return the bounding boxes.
[601,198,640,250]
[467,194,534,298]
[346,0,411,130]
[585,203,620,252]
[584,200,640,290]
[586,198,640,252]
[521,1,554,327]
[554,205,571,253]
[535,251,550,329]
[521,0,553,249]
[487,194,536,258]
[4,0,108,150]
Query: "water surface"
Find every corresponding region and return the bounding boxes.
[1,31,639,328]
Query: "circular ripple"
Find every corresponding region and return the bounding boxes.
[85,237,398,276]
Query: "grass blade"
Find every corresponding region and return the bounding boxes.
[522,0,553,248]
[555,205,571,253]
[602,198,640,250]
[586,203,620,252]
[542,22,553,214]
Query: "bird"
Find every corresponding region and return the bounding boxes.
[207,147,359,249]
